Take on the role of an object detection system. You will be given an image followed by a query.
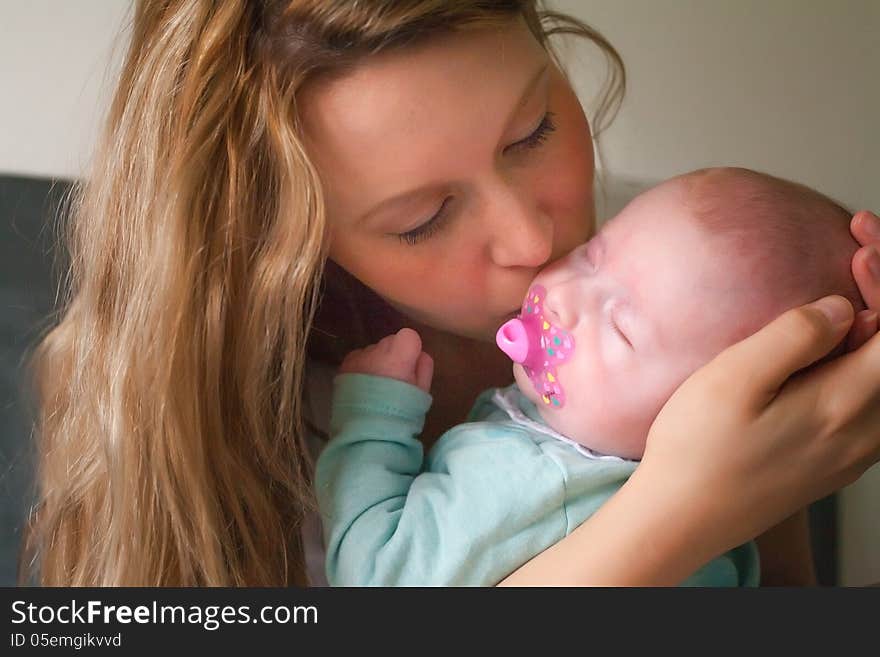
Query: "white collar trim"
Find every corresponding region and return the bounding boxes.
[491,387,635,464]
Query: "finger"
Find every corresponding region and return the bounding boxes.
[377,333,397,352]
[852,245,880,311]
[390,327,422,362]
[717,296,854,407]
[785,329,880,445]
[845,310,879,352]
[414,352,434,393]
[338,348,364,373]
[851,211,880,248]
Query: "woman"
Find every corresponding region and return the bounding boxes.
[24,1,880,586]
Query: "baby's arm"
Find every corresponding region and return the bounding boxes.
[316,329,432,586]
[316,329,559,586]
[317,371,430,585]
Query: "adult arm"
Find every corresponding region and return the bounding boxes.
[746,211,880,585]
[754,211,880,586]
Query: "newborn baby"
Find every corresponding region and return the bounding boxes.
[316,167,861,586]
[498,166,862,459]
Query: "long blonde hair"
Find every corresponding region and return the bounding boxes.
[23,0,624,586]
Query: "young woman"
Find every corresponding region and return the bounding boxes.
[25,1,880,586]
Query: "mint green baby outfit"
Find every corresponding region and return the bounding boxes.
[316,373,759,587]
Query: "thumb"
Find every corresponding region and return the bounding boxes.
[720,295,854,407]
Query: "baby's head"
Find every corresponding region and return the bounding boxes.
[498,167,862,459]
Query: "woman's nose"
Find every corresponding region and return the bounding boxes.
[486,189,552,268]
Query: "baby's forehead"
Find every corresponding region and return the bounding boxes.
[604,190,794,305]
[599,187,719,264]
[604,180,791,269]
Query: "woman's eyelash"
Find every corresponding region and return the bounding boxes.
[397,196,454,245]
[508,111,557,152]
[397,112,557,246]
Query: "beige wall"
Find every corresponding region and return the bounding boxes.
[1,0,877,584]
[0,1,130,178]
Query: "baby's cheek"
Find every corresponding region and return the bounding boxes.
[552,362,676,458]
[513,364,538,404]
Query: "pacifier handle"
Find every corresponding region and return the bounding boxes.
[496,318,528,363]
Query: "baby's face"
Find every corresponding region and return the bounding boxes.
[510,179,783,459]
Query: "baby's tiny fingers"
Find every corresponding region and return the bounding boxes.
[389,328,423,360]
[339,348,367,373]
[414,352,434,393]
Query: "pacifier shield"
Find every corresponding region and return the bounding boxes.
[497,284,575,409]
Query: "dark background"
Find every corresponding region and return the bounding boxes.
[0,173,838,585]
[1,174,73,585]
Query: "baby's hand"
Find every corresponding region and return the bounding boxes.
[338,328,434,394]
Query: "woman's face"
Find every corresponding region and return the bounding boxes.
[300,16,596,341]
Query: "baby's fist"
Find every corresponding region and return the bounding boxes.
[339,328,434,393]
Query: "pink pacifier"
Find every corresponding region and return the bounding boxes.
[496,284,575,408]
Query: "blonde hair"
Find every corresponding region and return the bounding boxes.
[23,0,624,586]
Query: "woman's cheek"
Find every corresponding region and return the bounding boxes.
[534,155,595,255]
[545,84,594,177]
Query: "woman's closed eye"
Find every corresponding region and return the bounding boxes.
[396,112,558,246]
[504,110,557,155]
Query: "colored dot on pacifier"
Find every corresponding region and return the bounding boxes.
[546,372,555,382]
[542,395,550,404]
[526,305,532,313]
[543,321,550,330]
[553,336,561,345]
[547,348,555,356]
[534,296,540,303]
[551,398,560,406]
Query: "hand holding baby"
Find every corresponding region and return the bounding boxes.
[339,327,434,394]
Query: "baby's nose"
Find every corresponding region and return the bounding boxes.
[543,287,575,331]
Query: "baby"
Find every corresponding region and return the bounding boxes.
[316,167,862,586]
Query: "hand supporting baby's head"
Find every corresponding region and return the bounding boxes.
[501,167,862,459]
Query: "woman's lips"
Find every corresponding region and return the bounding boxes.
[501,308,520,321]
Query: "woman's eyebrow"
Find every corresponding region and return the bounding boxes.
[356,183,446,227]
[355,61,551,226]
[502,60,551,131]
